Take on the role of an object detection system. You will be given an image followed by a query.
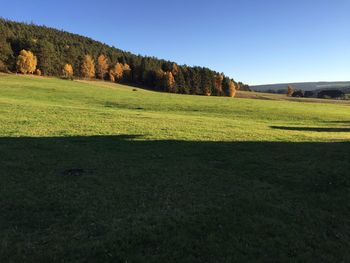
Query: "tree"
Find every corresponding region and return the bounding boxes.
[228,80,237,97]
[108,70,115,82]
[34,69,41,76]
[175,69,187,94]
[122,63,131,82]
[62,64,74,79]
[171,63,179,76]
[16,50,37,74]
[165,71,175,92]
[0,37,13,72]
[0,18,249,97]
[214,74,224,95]
[109,63,124,82]
[81,55,95,79]
[287,85,295,96]
[34,40,57,75]
[97,54,109,79]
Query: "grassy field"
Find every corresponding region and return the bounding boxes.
[0,74,350,262]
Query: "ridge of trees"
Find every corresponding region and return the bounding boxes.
[0,18,250,96]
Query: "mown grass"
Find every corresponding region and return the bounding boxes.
[0,74,349,262]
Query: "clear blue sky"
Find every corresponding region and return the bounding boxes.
[1,0,349,85]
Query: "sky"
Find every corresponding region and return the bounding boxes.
[1,0,349,85]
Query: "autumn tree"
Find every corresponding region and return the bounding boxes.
[81,55,95,79]
[214,74,224,95]
[287,85,294,96]
[96,54,108,79]
[62,64,74,79]
[165,71,175,92]
[34,69,41,76]
[16,50,37,74]
[171,63,179,76]
[228,80,237,97]
[109,63,124,82]
[108,70,115,82]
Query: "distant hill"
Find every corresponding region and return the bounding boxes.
[252,81,350,92]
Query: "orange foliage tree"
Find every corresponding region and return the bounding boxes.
[228,81,237,97]
[171,63,179,76]
[81,55,95,79]
[109,63,124,82]
[97,54,109,79]
[165,71,175,92]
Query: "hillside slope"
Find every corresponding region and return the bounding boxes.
[252,81,350,92]
[1,75,350,262]
[0,18,249,96]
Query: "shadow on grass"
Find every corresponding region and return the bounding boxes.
[271,125,350,132]
[0,135,350,262]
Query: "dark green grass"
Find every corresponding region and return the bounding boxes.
[1,75,350,262]
[1,136,350,262]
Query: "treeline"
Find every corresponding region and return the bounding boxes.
[0,18,250,96]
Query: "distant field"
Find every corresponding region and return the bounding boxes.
[236,90,350,104]
[1,74,349,262]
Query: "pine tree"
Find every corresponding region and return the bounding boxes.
[175,69,187,94]
[122,63,131,82]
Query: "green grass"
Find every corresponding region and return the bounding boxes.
[1,74,350,262]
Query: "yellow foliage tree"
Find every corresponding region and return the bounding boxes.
[62,64,74,79]
[16,50,37,74]
[97,54,109,79]
[81,55,95,79]
[108,70,115,82]
[228,81,237,97]
[165,71,175,92]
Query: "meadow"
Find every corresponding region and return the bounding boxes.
[0,74,349,262]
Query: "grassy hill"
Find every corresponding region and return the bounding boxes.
[252,81,350,92]
[1,74,350,262]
